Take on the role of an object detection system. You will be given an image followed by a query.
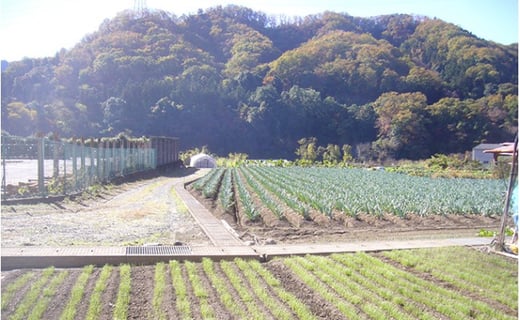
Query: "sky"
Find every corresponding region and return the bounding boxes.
[0,0,518,61]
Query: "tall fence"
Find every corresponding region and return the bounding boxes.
[1,136,179,200]
[151,136,179,167]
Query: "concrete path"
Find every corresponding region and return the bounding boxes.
[1,237,493,270]
[255,237,493,258]
[173,181,245,247]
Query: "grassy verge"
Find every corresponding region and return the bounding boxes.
[170,187,189,214]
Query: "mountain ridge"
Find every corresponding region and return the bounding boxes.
[1,5,517,160]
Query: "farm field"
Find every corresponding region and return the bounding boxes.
[1,247,517,319]
[1,166,509,248]
[189,166,509,244]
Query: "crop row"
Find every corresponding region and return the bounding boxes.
[192,166,506,224]
[1,258,312,320]
[383,247,518,310]
[2,247,517,319]
[232,168,259,221]
[192,167,225,199]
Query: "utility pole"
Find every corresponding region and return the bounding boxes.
[134,0,147,16]
[495,136,518,251]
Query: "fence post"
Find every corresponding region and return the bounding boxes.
[165,139,169,164]
[103,140,109,181]
[53,139,59,179]
[89,140,95,185]
[80,138,86,188]
[147,139,153,169]
[101,141,109,182]
[38,138,45,196]
[62,140,67,195]
[140,141,144,170]
[150,140,156,169]
[130,141,134,173]
[120,139,125,176]
[136,142,140,170]
[2,142,6,199]
[110,140,115,175]
[72,138,77,190]
[97,139,102,182]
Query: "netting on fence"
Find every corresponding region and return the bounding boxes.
[1,136,157,200]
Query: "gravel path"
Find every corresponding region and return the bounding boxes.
[1,171,212,247]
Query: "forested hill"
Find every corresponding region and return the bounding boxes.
[1,6,518,160]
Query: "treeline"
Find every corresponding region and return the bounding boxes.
[1,5,517,160]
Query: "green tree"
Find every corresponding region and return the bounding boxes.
[102,97,129,134]
[373,92,430,159]
[341,144,353,163]
[295,137,318,163]
[4,102,37,136]
[404,66,444,103]
[322,144,341,164]
[224,25,277,77]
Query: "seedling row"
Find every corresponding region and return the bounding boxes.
[2,247,517,319]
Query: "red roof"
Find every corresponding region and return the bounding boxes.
[483,142,516,156]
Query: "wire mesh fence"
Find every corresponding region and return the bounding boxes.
[1,136,158,200]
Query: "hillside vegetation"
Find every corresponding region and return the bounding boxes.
[1,5,517,159]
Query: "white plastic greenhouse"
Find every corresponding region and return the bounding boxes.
[189,153,217,168]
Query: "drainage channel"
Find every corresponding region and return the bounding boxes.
[1,246,194,270]
[1,245,262,270]
[126,245,192,255]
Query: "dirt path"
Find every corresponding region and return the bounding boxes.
[1,170,212,247]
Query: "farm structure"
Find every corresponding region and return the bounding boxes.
[1,135,179,200]
[190,153,217,168]
[473,143,504,164]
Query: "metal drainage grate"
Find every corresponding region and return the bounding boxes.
[126,246,192,255]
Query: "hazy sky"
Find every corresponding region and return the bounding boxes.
[0,0,518,61]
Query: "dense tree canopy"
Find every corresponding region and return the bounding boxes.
[1,6,517,160]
